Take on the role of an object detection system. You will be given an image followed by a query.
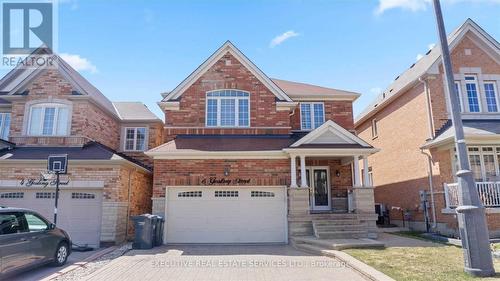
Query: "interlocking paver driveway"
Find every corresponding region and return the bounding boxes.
[81,245,368,281]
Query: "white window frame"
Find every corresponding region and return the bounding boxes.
[205,90,250,128]
[0,112,10,140]
[455,146,500,182]
[454,81,464,112]
[483,81,499,113]
[27,103,70,136]
[464,75,482,113]
[123,127,148,151]
[300,102,325,131]
[371,119,378,139]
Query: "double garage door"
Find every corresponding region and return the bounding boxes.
[166,187,287,244]
[0,189,102,248]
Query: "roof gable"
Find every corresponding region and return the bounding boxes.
[162,41,292,102]
[291,120,371,148]
[355,18,500,125]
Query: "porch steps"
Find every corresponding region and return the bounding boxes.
[312,219,369,239]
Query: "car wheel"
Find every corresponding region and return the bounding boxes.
[52,242,69,266]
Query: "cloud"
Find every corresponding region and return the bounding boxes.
[59,53,98,73]
[375,0,500,15]
[269,31,300,48]
[416,43,435,61]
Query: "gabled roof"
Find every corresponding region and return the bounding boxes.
[290,120,373,149]
[161,41,293,102]
[355,18,500,125]
[271,78,360,101]
[112,102,162,122]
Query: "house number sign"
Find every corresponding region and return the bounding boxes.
[20,177,70,188]
[201,177,251,186]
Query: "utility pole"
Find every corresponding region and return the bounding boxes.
[431,0,494,276]
[53,171,60,225]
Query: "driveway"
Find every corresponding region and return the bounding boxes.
[9,248,101,281]
[80,245,368,281]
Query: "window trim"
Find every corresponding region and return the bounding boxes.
[483,81,499,113]
[464,75,482,113]
[454,81,464,112]
[0,112,10,140]
[299,102,325,131]
[123,127,148,152]
[205,89,251,128]
[26,103,71,136]
[453,146,500,182]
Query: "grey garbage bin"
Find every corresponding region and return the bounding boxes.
[154,216,164,246]
[131,214,154,249]
[150,215,158,247]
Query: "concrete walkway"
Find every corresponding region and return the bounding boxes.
[81,245,369,281]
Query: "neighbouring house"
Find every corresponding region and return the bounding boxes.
[354,19,500,237]
[147,41,379,244]
[0,49,163,247]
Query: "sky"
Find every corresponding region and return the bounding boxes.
[2,0,500,119]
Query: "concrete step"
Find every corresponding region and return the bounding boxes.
[312,219,360,226]
[314,224,366,232]
[292,236,385,250]
[315,230,369,239]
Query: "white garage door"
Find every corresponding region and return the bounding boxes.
[0,189,102,248]
[166,187,287,244]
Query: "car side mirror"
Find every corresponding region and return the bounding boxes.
[48,223,56,230]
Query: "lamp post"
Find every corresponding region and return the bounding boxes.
[431,0,494,276]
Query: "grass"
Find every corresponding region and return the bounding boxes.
[344,233,500,281]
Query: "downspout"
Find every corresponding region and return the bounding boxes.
[419,76,437,229]
[124,168,133,241]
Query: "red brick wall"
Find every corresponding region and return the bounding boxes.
[164,52,291,140]
[291,101,354,131]
[153,159,291,197]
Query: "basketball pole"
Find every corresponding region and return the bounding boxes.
[53,171,60,225]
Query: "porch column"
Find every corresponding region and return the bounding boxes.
[290,155,298,188]
[363,156,370,187]
[300,155,308,188]
[353,155,361,187]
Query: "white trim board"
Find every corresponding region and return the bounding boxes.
[291,120,372,148]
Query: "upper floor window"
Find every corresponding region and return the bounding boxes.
[484,82,498,113]
[300,102,324,130]
[28,103,69,136]
[206,90,250,127]
[0,113,10,140]
[124,127,147,151]
[464,76,481,113]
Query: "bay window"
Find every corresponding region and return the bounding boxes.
[300,102,324,130]
[205,90,250,127]
[0,113,10,140]
[28,103,69,136]
[124,127,147,151]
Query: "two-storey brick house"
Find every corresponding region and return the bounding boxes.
[0,50,163,247]
[147,41,379,244]
[355,19,500,237]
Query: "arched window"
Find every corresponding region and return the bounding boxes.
[28,103,70,136]
[206,90,250,127]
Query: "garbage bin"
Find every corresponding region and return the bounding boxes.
[154,216,164,246]
[131,214,154,249]
[150,215,158,247]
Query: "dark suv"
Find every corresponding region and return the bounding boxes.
[0,207,71,278]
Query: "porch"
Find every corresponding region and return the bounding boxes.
[444,181,500,209]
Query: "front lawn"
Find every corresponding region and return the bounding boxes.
[344,236,500,281]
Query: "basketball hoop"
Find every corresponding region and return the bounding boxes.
[41,170,56,181]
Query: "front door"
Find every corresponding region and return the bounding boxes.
[308,167,331,211]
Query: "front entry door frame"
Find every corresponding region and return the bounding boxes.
[306,166,331,211]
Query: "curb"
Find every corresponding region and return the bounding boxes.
[40,246,119,281]
[293,243,395,281]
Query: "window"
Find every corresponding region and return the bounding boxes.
[0,113,10,140]
[205,90,250,127]
[214,190,239,197]
[461,146,500,182]
[465,76,481,112]
[0,192,23,199]
[71,192,96,199]
[28,103,69,136]
[371,119,378,138]
[36,192,55,199]
[0,213,27,235]
[178,191,202,197]
[300,102,324,130]
[24,213,48,232]
[251,191,275,197]
[454,82,463,112]
[124,127,147,151]
[484,82,499,112]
